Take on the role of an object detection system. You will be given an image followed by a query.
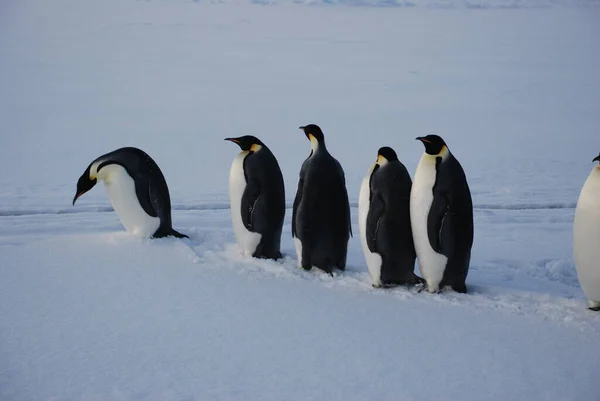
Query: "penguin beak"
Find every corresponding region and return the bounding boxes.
[416,136,431,144]
[72,191,85,205]
[299,126,311,140]
[224,138,240,144]
[594,155,600,163]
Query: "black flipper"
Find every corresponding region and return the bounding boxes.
[337,161,352,238]
[343,184,353,238]
[241,178,261,231]
[589,306,600,312]
[427,192,450,256]
[365,193,385,254]
[134,174,158,218]
[292,178,304,238]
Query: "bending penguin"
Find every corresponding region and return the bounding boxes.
[292,124,352,274]
[410,135,473,293]
[73,147,187,239]
[225,135,285,260]
[573,152,600,311]
[359,147,423,288]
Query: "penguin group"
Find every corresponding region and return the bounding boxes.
[73,125,600,310]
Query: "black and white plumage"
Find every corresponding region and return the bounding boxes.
[73,147,187,239]
[358,147,423,288]
[225,135,285,260]
[292,124,352,274]
[573,152,600,311]
[410,135,473,293]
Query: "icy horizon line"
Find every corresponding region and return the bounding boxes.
[0,201,577,217]
[179,0,600,9]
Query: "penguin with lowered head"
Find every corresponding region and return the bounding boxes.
[73,147,187,239]
[292,124,352,274]
[410,135,473,293]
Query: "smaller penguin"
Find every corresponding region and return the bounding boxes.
[292,124,352,274]
[410,135,473,293]
[573,152,600,311]
[73,147,187,239]
[225,135,285,260]
[359,147,423,288]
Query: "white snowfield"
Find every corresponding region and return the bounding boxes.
[1,0,599,400]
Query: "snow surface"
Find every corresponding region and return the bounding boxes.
[1,0,600,400]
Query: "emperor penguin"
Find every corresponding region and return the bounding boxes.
[225,135,285,260]
[292,124,352,274]
[72,147,187,239]
[410,135,473,293]
[573,152,600,311]
[358,146,423,288]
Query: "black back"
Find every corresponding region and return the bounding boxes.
[240,145,286,259]
[366,160,420,285]
[292,146,352,274]
[93,147,187,238]
[427,153,473,292]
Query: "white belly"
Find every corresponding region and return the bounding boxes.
[293,237,303,269]
[573,167,600,307]
[101,165,160,238]
[358,165,383,287]
[229,152,262,257]
[410,155,448,292]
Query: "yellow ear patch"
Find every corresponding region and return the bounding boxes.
[250,144,262,152]
[376,155,389,166]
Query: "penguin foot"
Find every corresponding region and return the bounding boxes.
[154,228,189,239]
[589,306,600,312]
[418,283,441,294]
[390,273,425,287]
[254,252,283,261]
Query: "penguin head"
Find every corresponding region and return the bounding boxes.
[73,165,97,205]
[377,147,399,166]
[224,136,264,152]
[416,135,448,156]
[594,153,600,164]
[299,124,325,150]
